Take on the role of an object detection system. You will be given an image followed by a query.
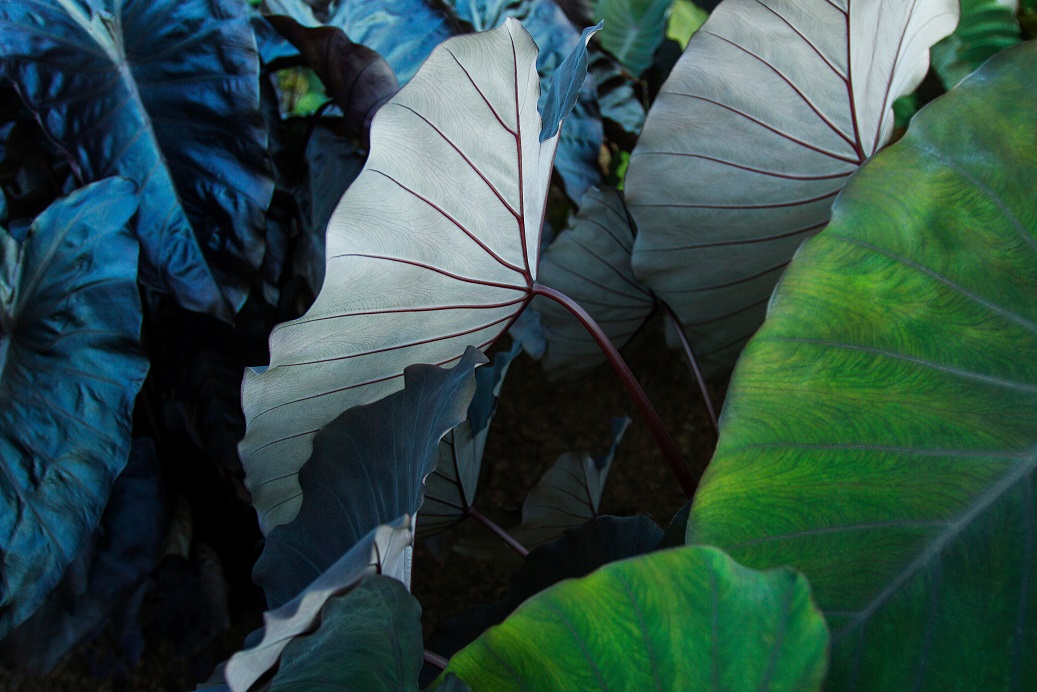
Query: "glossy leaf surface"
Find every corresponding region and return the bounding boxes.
[224,516,414,692]
[626,0,958,374]
[687,42,1037,688]
[441,546,829,690]
[421,343,521,536]
[0,0,273,319]
[533,187,654,377]
[0,179,148,636]
[241,19,591,532]
[268,576,423,692]
[253,348,484,607]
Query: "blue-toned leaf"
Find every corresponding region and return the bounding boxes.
[0,179,149,637]
[533,187,654,378]
[325,0,456,84]
[588,49,645,135]
[426,515,662,664]
[594,0,671,76]
[224,516,415,692]
[0,438,166,674]
[254,347,485,608]
[0,0,273,320]
[455,0,604,201]
[422,343,522,536]
[268,576,423,691]
[511,417,629,548]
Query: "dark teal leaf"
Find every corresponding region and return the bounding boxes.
[268,576,423,691]
[0,439,166,674]
[0,178,149,637]
[253,347,486,608]
[427,515,662,664]
[421,343,522,537]
[0,0,273,320]
[594,0,671,76]
[539,21,601,141]
[589,49,645,135]
[326,0,456,84]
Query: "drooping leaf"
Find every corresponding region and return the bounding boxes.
[0,178,148,637]
[240,19,593,532]
[0,438,166,674]
[325,0,457,84]
[421,343,522,537]
[593,0,671,76]
[455,0,605,201]
[931,0,1021,88]
[588,49,645,135]
[533,187,654,377]
[254,348,484,607]
[439,545,829,690]
[223,516,414,692]
[686,42,1037,688]
[268,576,423,692]
[264,14,399,140]
[427,515,662,663]
[0,0,274,320]
[625,0,958,375]
[511,417,630,548]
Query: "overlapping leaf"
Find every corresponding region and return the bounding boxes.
[594,0,671,76]
[253,348,484,607]
[0,0,273,319]
[0,179,148,637]
[240,20,594,533]
[223,516,414,692]
[931,0,1021,88]
[440,546,829,690]
[625,0,958,374]
[687,42,1037,687]
[533,187,654,377]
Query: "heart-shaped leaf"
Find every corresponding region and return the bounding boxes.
[931,0,1021,88]
[0,178,148,637]
[439,545,829,690]
[0,0,273,320]
[240,19,595,533]
[625,0,958,374]
[533,187,654,377]
[267,576,423,692]
[253,347,485,607]
[421,343,522,537]
[687,42,1037,687]
[223,515,414,692]
[594,0,672,76]
[511,417,630,548]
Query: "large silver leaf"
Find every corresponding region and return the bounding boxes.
[625,0,958,375]
[241,19,566,533]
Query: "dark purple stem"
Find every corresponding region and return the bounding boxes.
[424,650,449,671]
[533,284,696,498]
[468,507,529,559]
[661,302,719,435]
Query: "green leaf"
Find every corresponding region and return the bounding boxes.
[594,0,671,76]
[268,576,423,692]
[625,0,958,375]
[0,0,273,319]
[687,42,1037,688]
[240,20,589,533]
[931,0,1022,89]
[440,545,829,690]
[0,179,148,637]
[666,0,708,49]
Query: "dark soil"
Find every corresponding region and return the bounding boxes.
[0,319,725,691]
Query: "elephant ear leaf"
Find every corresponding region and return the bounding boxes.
[440,546,829,690]
[594,0,672,76]
[625,0,958,374]
[930,0,1022,89]
[687,42,1037,688]
[0,178,148,637]
[240,19,595,533]
[253,348,485,608]
[533,187,654,378]
[0,0,273,320]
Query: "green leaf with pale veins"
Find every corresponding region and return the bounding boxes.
[439,545,829,690]
[687,42,1037,689]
